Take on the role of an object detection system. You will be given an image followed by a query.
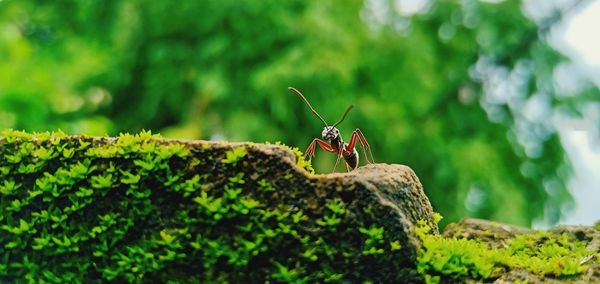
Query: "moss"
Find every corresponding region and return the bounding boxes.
[221,147,247,165]
[416,216,594,282]
[266,141,314,174]
[0,130,407,283]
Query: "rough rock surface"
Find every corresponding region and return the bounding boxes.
[0,132,436,282]
[443,218,533,248]
[442,218,600,283]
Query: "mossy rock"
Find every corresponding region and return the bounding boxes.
[0,130,437,283]
[417,218,600,283]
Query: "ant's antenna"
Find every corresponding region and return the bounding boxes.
[288,87,328,127]
[332,105,354,127]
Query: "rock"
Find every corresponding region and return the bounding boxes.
[0,131,436,283]
[436,218,600,283]
[549,225,600,253]
[348,164,440,235]
[443,218,533,249]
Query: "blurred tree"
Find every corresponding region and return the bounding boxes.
[0,0,598,226]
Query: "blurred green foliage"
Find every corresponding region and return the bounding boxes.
[0,0,598,227]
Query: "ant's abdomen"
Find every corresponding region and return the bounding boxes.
[344,147,359,170]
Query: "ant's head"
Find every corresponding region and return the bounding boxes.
[322,126,340,140]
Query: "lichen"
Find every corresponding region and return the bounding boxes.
[416,215,594,283]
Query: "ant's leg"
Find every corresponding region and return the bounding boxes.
[346,129,374,164]
[344,160,350,172]
[304,140,316,159]
[333,151,343,173]
[355,128,375,163]
[304,138,336,160]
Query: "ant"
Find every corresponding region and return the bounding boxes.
[289,87,375,172]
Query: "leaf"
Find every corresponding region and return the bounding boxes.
[62,147,75,158]
[221,147,247,164]
[120,170,141,184]
[390,240,402,251]
[91,174,113,189]
[160,230,176,244]
[239,197,260,210]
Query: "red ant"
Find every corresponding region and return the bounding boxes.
[289,87,375,172]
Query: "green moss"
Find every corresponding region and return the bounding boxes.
[221,147,247,165]
[416,217,592,282]
[0,130,404,283]
[267,141,314,174]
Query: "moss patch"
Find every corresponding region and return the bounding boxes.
[416,217,599,283]
[0,130,427,283]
